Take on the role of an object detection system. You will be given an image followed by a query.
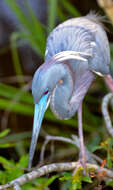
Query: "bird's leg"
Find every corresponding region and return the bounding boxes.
[78,103,87,175]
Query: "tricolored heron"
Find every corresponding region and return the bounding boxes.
[28,13,111,170]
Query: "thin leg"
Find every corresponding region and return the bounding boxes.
[78,103,86,174]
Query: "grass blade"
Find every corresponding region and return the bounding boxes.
[0,98,33,116]
[0,83,33,104]
[60,0,80,17]
[48,0,57,33]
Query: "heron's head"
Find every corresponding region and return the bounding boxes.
[32,63,59,104]
[29,58,67,168]
[28,51,89,169]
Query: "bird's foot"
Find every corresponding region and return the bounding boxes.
[72,160,81,175]
[78,158,88,176]
[73,159,89,176]
[78,139,88,176]
[73,160,88,176]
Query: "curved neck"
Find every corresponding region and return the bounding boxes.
[50,63,95,120]
[50,63,74,119]
[70,70,95,105]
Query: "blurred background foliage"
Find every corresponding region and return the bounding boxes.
[0,0,113,189]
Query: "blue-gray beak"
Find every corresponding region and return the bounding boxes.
[28,93,49,169]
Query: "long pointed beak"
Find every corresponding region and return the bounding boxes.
[28,93,49,169]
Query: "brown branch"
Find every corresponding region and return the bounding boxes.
[102,93,113,137]
[0,162,113,190]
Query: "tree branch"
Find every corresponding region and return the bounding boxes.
[102,93,113,137]
[0,162,113,190]
[39,135,104,165]
[14,183,21,190]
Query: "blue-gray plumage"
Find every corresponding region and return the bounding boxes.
[28,13,110,170]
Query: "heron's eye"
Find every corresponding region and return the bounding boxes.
[43,89,49,95]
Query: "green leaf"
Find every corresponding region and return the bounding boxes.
[0,156,14,170]
[59,170,82,190]
[0,171,7,185]
[5,0,32,31]
[45,175,59,187]
[106,180,113,187]
[5,0,45,57]
[19,32,45,56]
[17,155,29,169]
[6,168,23,182]
[82,176,92,183]
[60,0,80,17]
[23,1,46,49]
[90,145,103,152]
[70,181,82,190]
[57,6,66,21]
[22,183,37,190]
[0,83,33,104]
[0,129,10,138]
[108,138,113,148]
[70,167,83,190]
[59,172,72,181]
[60,176,72,181]
[0,131,31,144]
[107,150,112,168]
[0,143,14,148]
[11,34,24,86]
[0,98,33,116]
[0,157,26,183]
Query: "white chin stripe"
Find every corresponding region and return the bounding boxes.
[45,49,48,56]
[46,96,51,110]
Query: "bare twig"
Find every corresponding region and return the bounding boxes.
[102,93,113,137]
[40,137,50,164]
[40,135,104,165]
[0,162,113,190]
[72,135,105,165]
[49,141,54,163]
[39,135,80,164]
